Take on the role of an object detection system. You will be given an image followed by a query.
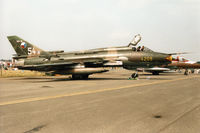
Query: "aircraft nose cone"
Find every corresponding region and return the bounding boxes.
[165,55,172,62]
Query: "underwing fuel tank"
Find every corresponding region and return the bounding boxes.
[63,68,109,75]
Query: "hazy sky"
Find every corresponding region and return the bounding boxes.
[1,0,200,61]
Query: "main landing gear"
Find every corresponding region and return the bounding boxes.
[184,69,189,75]
[152,71,160,75]
[72,74,89,80]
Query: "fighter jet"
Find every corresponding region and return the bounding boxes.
[142,56,200,75]
[7,35,172,79]
[168,56,200,75]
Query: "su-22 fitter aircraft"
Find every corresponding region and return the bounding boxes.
[7,35,173,79]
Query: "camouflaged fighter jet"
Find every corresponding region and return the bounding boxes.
[140,56,200,75]
[7,35,173,79]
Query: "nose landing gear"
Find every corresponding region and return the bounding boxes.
[131,73,139,79]
[128,72,139,80]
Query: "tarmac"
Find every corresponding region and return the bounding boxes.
[0,69,200,133]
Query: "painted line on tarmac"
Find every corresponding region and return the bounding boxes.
[0,76,199,106]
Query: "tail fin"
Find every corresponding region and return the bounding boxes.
[7,36,46,56]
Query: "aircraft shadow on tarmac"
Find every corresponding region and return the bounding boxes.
[10,76,172,83]
[138,77,171,80]
[12,77,127,82]
[139,73,179,76]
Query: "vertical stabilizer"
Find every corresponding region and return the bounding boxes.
[7,36,47,56]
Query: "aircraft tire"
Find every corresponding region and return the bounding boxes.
[184,70,189,75]
[72,74,89,80]
[152,71,159,75]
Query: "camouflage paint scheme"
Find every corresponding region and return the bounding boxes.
[7,35,172,79]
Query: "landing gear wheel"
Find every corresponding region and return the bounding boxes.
[152,71,159,75]
[191,69,195,73]
[184,70,189,75]
[131,73,139,79]
[72,74,89,80]
[82,74,89,79]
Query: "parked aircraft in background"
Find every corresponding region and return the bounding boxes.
[141,56,200,75]
[168,56,200,75]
